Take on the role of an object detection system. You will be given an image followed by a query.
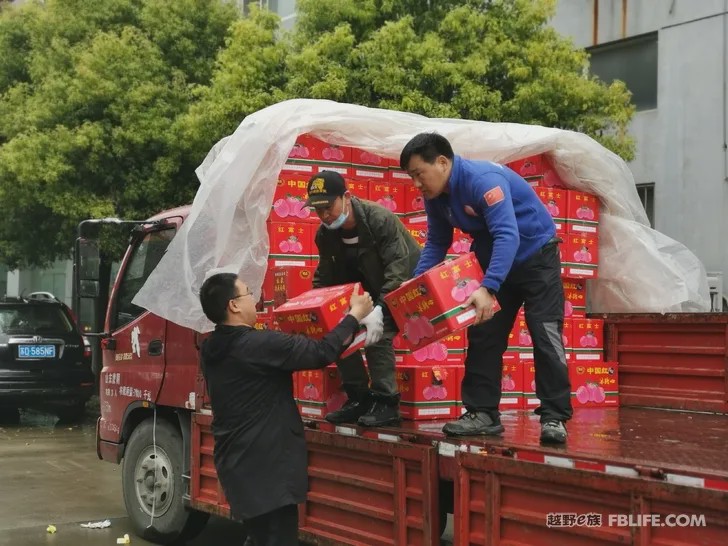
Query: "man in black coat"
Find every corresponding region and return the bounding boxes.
[199,272,373,546]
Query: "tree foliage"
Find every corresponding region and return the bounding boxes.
[0,0,634,268]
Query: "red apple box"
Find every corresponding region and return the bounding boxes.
[566,190,600,234]
[563,278,587,318]
[350,147,389,169]
[448,228,473,256]
[273,173,319,224]
[500,359,524,410]
[562,318,573,363]
[288,134,352,168]
[563,234,599,279]
[384,253,496,350]
[390,167,411,184]
[346,179,369,201]
[522,362,541,410]
[442,331,467,363]
[570,361,619,408]
[254,316,273,331]
[397,364,459,420]
[262,266,276,306]
[393,336,459,366]
[296,365,348,418]
[273,283,367,358]
[508,155,546,178]
[572,318,604,362]
[535,186,567,233]
[405,225,428,249]
[272,266,316,308]
[268,222,314,267]
[370,181,405,216]
[403,185,426,222]
[511,317,534,357]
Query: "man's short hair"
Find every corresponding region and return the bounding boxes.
[200,273,238,325]
[400,133,454,171]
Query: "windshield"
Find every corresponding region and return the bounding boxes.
[0,305,74,335]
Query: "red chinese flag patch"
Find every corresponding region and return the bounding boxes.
[484,186,505,206]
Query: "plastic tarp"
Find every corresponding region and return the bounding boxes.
[133,99,711,333]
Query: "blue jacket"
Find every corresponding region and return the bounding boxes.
[414,155,556,292]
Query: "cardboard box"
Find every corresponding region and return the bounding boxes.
[273,283,367,358]
[535,186,567,233]
[563,278,587,318]
[390,168,411,183]
[397,364,459,420]
[393,335,462,365]
[268,222,315,267]
[508,155,547,178]
[384,253,491,350]
[563,318,573,363]
[500,359,524,410]
[261,266,276,306]
[404,184,425,216]
[350,147,389,168]
[563,234,599,279]
[288,134,352,168]
[346,179,369,200]
[570,361,619,407]
[522,362,541,409]
[566,190,600,234]
[510,317,534,362]
[272,173,319,223]
[296,366,348,418]
[370,181,405,216]
[572,318,604,361]
[448,228,473,256]
[272,266,316,307]
[405,225,428,248]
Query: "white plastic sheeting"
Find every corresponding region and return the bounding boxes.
[133,99,711,332]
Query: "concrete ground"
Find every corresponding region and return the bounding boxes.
[0,405,453,545]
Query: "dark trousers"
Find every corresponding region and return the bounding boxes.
[337,315,398,397]
[463,241,573,422]
[245,504,299,546]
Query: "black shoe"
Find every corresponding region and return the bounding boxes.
[540,420,567,444]
[325,395,371,424]
[442,411,504,437]
[357,394,401,427]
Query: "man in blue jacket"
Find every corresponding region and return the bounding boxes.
[400,133,572,444]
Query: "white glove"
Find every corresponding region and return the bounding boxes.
[360,305,384,346]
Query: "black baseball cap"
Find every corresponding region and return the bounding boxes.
[306,171,347,207]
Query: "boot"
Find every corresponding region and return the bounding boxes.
[358,393,401,427]
[442,410,504,437]
[324,390,371,424]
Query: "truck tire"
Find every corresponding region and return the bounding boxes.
[122,417,209,544]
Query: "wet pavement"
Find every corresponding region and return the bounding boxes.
[0,406,250,546]
[0,404,454,545]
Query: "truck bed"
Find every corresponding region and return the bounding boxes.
[297,406,728,546]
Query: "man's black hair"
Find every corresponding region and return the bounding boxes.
[200,272,238,325]
[400,133,454,170]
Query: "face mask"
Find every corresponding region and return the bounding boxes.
[323,200,348,230]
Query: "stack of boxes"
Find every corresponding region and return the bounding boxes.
[263,138,619,421]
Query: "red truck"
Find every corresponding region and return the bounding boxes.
[75,206,728,546]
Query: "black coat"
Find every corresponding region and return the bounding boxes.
[200,315,359,520]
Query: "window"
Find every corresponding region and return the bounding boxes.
[588,32,658,111]
[242,0,275,14]
[111,229,175,330]
[636,183,655,227]
[0,305,73,335]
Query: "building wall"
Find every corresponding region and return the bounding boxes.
[551,0,728,303]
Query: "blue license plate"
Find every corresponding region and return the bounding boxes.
[18,345,56,359]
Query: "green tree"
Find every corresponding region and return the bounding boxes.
[286,0,634,157]
[0,0,238,268]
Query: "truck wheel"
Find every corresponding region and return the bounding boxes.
[122,418,209,544]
